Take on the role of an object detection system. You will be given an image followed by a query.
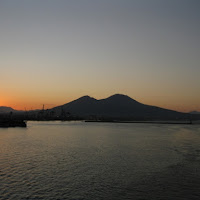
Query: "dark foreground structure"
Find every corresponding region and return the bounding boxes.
[0,119,27,128]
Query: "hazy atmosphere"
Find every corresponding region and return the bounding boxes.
[1,2,200,199]
[1,0,199,112]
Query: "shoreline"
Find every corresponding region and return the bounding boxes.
[84,120,194,125]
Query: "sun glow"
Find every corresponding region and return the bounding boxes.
[0,98,8,107]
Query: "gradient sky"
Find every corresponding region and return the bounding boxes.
[0,0,200,112]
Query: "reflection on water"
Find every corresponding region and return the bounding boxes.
[0,121,200,200]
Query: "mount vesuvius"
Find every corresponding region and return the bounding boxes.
[49,94,188,120]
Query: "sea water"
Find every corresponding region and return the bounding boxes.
[0,121,200,200]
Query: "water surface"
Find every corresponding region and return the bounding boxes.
[0,121,200,200]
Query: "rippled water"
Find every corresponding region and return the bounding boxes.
[0,121,200,200]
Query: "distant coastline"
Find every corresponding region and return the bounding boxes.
[84,120,198,125]
[1,94,200,123]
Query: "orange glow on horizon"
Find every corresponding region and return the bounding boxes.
[3,103,57,111]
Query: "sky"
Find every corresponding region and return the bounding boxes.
[0,0,199,112]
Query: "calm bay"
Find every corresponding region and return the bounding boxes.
[0,121,200,200]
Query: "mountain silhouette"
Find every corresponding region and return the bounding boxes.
[0,106,15,113]
[50,94,188,120]
[189,111,200,115]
